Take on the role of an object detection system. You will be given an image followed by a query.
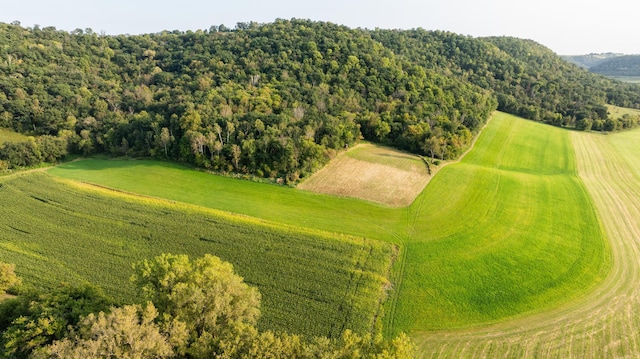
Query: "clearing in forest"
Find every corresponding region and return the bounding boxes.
[607,104,640,120]
[0,128,28,144]
[298,143,431,207]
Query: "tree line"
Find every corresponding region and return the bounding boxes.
[0,256,414,358]
[1,20,639,178]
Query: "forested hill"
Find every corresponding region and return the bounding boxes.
[1,20,639,180]
[371,30,640,127]
[589,55,640,77]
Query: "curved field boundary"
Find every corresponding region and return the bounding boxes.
[47,113,610,344]
[412,129,640,357]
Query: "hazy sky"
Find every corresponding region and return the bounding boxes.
[2,0,639,55]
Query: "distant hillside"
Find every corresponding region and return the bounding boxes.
[372,31,640,124]
[1,20,640,177]
[562,53,624,68]
[590,55,640,76]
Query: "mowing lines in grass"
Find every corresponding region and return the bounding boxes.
[391,112,607,333]
[412,125,633,358]
[48,113,610,340]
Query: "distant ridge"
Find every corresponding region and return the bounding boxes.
[590,55,640,77]
[562,53,640,77]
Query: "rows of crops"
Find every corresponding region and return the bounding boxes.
[0,173,393,338]
[48,112,610,338]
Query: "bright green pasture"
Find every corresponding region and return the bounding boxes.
[0,173,393,338]
[49,160,405,241]
[395,113,608,330]
[48,112,609,334]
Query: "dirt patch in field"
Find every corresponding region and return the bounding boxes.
[298,144,432,207]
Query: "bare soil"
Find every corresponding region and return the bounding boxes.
[298,144,432,207]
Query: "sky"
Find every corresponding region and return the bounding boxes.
[2,0,639,55]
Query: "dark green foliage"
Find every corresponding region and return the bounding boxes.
[371,30,640,128]
[0,139,41,168]
[1,20,638,172]
[0,20,496,175]
[0,136,68,169]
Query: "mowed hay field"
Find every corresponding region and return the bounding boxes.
[0,173,394,338]
[298,143,431,207]
[414,126,640,358]
[48,112,610,347]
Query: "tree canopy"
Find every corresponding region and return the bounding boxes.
[1,19,638,177]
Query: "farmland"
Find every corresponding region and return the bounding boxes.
[0,173,393,338]
[413,126,640,357]
[298,143,432,207]
[47,112,609,341]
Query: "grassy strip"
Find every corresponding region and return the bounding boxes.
[607,104,640,120]
[0,128,28,144]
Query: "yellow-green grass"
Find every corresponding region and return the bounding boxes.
[48,112,609,338]
[0,127,28,144]
[0,294,16,301]
[607,104,640,120]
[413,126,640,358]
[0,173,393,338]
[298,143,431,207]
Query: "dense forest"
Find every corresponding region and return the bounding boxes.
[1,19,639,179]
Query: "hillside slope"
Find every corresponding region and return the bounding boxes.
[590,55,640,76]
[562,53,623,68]
[1,20,640,177]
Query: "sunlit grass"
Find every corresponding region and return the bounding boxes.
[45,112,610,334]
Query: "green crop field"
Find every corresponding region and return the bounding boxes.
[0,173,393,338]
[48,112,610,342]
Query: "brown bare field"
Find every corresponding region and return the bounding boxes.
[297,143,431,207]
[412,129,640,358]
